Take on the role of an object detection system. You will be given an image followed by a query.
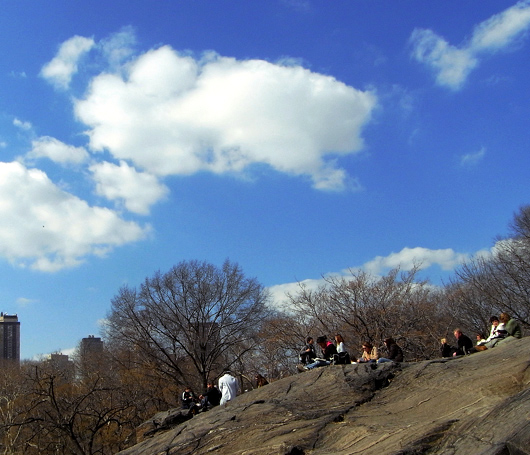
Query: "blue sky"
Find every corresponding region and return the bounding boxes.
[1,1,529,359]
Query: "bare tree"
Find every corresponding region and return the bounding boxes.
[104,259,271,390]
[453,205,530,330]
[285,267,445,360]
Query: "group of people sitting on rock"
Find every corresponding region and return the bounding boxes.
[441,312,522,357]
[297,333,404,371]
[181,370,239,416]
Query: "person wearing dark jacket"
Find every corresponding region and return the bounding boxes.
[299,336,317,365]
[204,382,222,407]
[181,387,197,409]
[453,328,474,356]
[440,337,456,357]
[377,337,404,363]
[300,335,337,370]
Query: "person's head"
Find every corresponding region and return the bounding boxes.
[490,316,500,326]
[440,337,447,344]
[207,382,214,388]
[185,386,192,392]
[476,333,483,341]
[335,334,344,344]
[362,341,373,351]
[306,336,314,344]
[383,337,395,346]
[499,312,510,324]
[316,335,327,348]
[453,328,463,339]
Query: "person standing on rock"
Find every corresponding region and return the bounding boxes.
[219,371,238,405]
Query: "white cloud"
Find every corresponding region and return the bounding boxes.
[75,45,376,191]
[100,26,137,69]
[267,246,471,308]
[410,0,530,89]
[40,35,95,90]
[13,118,32,131]
[90,160,169,215]
[460,147,486,166]
[410,29,477,89]
[471,0,530,51]
[27,136,89,165]
[17,297,38,306]
[0,161,150,272]
[360,247,469,276]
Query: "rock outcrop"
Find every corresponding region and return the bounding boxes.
[118,337,530,455]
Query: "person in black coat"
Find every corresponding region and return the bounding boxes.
[204,382,222,407]
[440,337,456,357]
[377,337,404,363]
[453,328,474,356]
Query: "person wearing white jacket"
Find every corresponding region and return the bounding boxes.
[218,371,238,405]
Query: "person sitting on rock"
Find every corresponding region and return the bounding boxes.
[453,328,474,356]
[204,382,222,408]
[477,316,507,350]
[181,387,197,410]
[255,373,269,387]
[358,341,379,362]
[440,337,456,357]
[377,337,404,363]
[335,334,347,353]
[498,312,522,341]
[300,335,337,370]
[299,336,317,365]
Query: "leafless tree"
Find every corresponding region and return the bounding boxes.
[453,205,530,330]
[284,267,446,360]
[104,259,271,390]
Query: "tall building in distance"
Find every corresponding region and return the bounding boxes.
[80,335,104,356]
[0,313,20,362]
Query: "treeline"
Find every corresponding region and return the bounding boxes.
[0,205,528,454]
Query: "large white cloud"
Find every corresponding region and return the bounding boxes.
[89,160,169,215]
[0,161,150,272]
[74,45,376,191]
[410,0,530,89]
[40,35,95,89]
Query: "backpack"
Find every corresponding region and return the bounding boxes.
[332,351,351,365]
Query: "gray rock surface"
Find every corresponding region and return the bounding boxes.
[118,337,530,455]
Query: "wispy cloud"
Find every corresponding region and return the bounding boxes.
[13,118,32,131]
[410,0,530,89]
[17,297,38,307]
[460,147,486,166]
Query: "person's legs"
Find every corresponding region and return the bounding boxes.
[377,358,392,363]
[306,359,329,369]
